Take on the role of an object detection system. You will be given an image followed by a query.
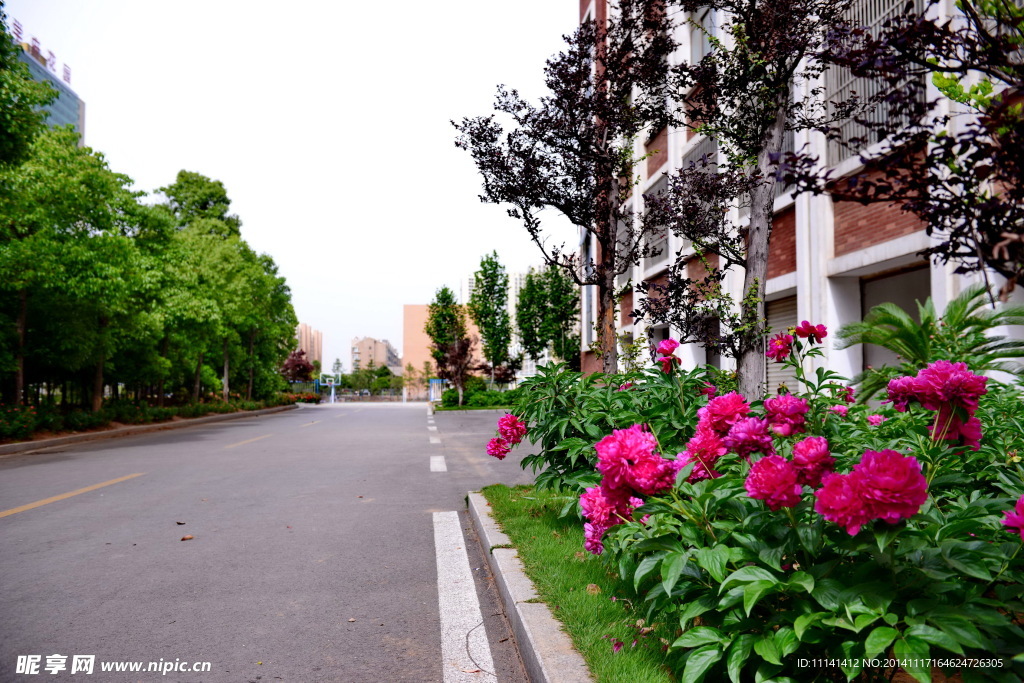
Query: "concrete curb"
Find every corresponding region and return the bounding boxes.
[467,492,593,683]
[0,404,299,456]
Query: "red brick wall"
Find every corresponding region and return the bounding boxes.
[646,127,668,176]
[581,350,601,374]
[832,170,924,256]
[619,288,634,326]
[687,252,718,281]
[767,207,797,279]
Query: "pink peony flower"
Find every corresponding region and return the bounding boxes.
[886,375,920,412]
[815,472,873,535]
[764,394,810,436]
[930,411,983,450]
[617,382,634,392]
[584,522,606,555]
[794,321,828,343]
[697,392,750,435]
[914,360,988,413]
[765,333,794,363]
[792,436,835,488]
[745,455,803,510]
[1001,495,1024,542]
[497,413,528,445]
[724,417,775,458]
[486,437,510,460]
[853,449,929,524]
[580,485,632,529]
[594,424,658,491]
[625,454,677,496]
[828,405,849,417]
[657,355,680,373]
[699,382,717,398]
[656,338,681,356]
[867,414,887,426]
[840,386,855,404]
[674,427,727,482]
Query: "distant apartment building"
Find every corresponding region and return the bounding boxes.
[351,337,401,373]
[576,0,1021,391]
[295,323,323,366]
[402,304,484,385]
[13,26,85,138]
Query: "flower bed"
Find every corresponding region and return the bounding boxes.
[485,329,1024,682]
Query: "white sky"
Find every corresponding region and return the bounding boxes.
[6,0,580,367]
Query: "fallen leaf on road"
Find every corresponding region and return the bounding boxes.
[586,584,602,595]
[176,521,186,525]
[461,669,481,674]
[181,535,194,541]
[357,495,363,498]
[348,618,356,622]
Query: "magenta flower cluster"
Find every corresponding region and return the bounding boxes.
[813,450,929,535]
[486,413,528,461]
[1002,495,1024,542]
[766,321,828,363]
[744,436,836,510]
[582,424,681,554]
[656,338,681,374]
[886,360,988,450]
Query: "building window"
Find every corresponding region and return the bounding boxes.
[860,266,930,372]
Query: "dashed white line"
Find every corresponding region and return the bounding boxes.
[430,455,448,472]
[428,425,438,432]
[433,511,496,682]
[430,436,441,444]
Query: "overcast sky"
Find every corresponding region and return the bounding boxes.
[6,0,580,367]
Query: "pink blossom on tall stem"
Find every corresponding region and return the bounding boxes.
[674,427,727,483]
[486,437,510,460]
[1001,495,1024,542]
[815,472,872,535]
[697,392,750,435]
[886,375,920,412]
[791,436,835,487]
[930,411,983,451]
[765,333,794,363]
[794,321,828,344]
[867,414,887,426]
[853,449,929,524]
[617,382,634,392]
[745,455,803,510]
[839,386,855,404]
[656,338,680,356]
[497,413,528,445]
[828,405,849,418]
[699,382,717,398]
[914,360,988,412]
[657,355,680,373]
[724,417,775,458]
[764,394,810,436]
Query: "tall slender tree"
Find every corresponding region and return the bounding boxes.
[468,251,511,383]
[425,286,473,406]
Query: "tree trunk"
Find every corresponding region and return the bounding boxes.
[247,331,256,401]
[91,355,105,413]
[15,288,27,405]
[156,336,169,407]
[737,95,789,399]
[222,337,230,402]
[192,352,204,402]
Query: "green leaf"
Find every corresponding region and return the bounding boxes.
[634,555,662,592]
[893,636,931,683]
[853,613,879,633]
[774,627,799,658]
[695,545,729,583]
[679,593,718,625]
[905,624,964,655]
[794,612,827,641]
[720,566,779,593]
[726,634,755,683]
[863,626,899,659]
[673,626,725,649]
[662,552,688,596]
[787,571,814,594]
[753,634,782,666]
[743,580,776,616]
[680,644,722,683]
[810,578,844,611]
[925,617,990,650]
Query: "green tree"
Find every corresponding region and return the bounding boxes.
[159,170,241,236]
[0,6,56,167]
[468,251,511,383]
[425,286,473,405]
[516,265,580,369]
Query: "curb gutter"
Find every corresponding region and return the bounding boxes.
[467,491,593,683]
[0,404,299,456]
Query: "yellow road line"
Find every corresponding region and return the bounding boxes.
[300,421,320,428]
[224,434,272,449]
[0,473,145,519]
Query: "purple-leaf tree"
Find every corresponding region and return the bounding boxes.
[281,349,314,383]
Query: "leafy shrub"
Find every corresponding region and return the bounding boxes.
[0,404,37,440]
[63,410,109,432]
[495,336,1024,681]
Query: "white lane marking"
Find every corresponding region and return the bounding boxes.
[428,425,438,432]
[430,436,441,444]
[430,456,448,472]
[433,512,496,682]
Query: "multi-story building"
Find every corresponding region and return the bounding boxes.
[577,0,1021,390]
[351,336,401,374]
[15,32,85,138]
[295,323,323,367]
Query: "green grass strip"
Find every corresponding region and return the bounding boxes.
[481,484,675,683]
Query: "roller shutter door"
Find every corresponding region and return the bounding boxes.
[766,296,798,395]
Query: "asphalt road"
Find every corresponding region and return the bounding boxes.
[0,403,536,682]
